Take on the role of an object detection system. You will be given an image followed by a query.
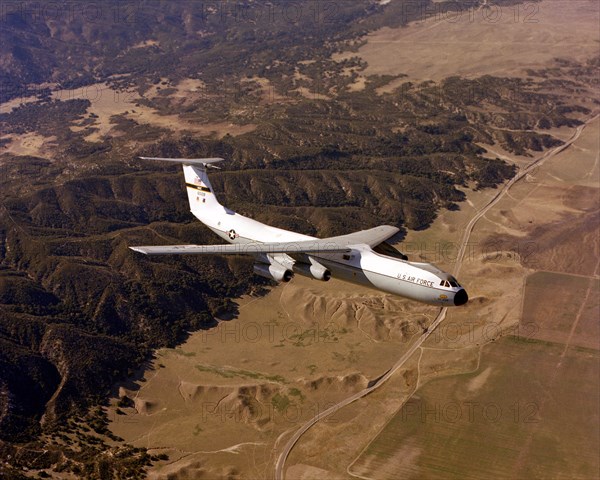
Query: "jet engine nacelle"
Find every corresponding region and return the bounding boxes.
[253,263,294,283]
[293,261,331,281]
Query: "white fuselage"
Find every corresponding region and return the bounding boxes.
[197,205,466,307]
[133,158,468,306]
[179,162,467,307]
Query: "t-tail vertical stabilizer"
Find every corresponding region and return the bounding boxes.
[139,157,226,225]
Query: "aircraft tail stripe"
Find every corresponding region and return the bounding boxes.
[186,183,211,193]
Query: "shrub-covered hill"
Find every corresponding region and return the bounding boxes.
[2,1,597,474]
[0,158,248,441]
[2,62,587,437]
[0,125,516,441]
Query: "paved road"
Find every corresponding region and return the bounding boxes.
[274,112,599,480]
[454,113,598,275]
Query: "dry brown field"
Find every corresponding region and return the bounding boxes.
[334,0,599,83]
[105,2,599,478]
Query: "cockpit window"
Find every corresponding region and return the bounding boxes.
[440,280,451,288]
[373,242,408,261]
[449,276,461,288]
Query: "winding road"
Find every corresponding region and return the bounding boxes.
[274,112,599,480]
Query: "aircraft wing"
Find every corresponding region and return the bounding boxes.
[130,239,352,256]
[326,225,400,247]
[130,226,399,256]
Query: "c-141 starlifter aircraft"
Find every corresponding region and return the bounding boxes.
[130,157,468,306]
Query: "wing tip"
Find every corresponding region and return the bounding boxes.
[129,246,149,255]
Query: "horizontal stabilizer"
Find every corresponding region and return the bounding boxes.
[139,157,224,168]
[130,240,352,256]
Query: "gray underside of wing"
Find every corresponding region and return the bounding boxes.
[129,225,399,256]
[130,240,352,256]
[325,225,400,247]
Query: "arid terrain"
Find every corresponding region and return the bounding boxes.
[342,114,599,480]
[334,0,599,82]
[107,112,599,480]
[103,1,599,479]
[0,0,597,478]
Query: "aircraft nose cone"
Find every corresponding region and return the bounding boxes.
[454,289,469,306]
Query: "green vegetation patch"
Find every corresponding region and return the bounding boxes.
[194,364,286,383]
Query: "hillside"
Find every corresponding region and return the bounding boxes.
[0,0,598,477]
